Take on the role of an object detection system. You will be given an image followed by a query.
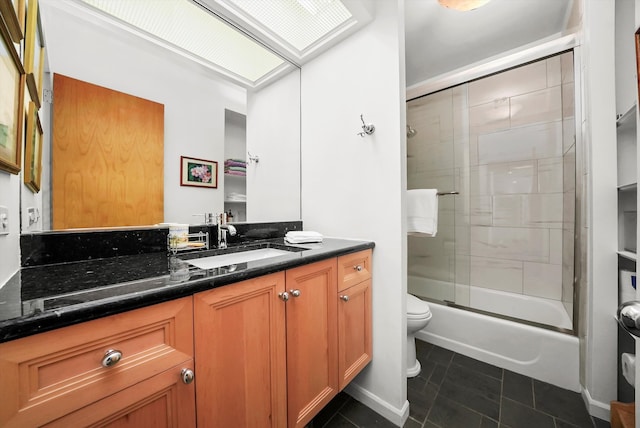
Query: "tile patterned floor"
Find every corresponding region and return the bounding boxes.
[309,340,612,428]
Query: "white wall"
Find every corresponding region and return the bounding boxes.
[0,173,21,287]
[582,0,618,420]
[247,69,301,222]
[39,0,246,227]
[301,1,409,425]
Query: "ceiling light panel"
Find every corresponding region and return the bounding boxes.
[79,0,285,83]
[224,0,352,52]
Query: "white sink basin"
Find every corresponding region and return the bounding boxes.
[185,248,293,270]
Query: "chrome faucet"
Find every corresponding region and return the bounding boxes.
[217,214,236,249]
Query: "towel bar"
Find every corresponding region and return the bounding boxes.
[436,191,459,196]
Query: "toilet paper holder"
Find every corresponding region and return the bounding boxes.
[617,301,640,337]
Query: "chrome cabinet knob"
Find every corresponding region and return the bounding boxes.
[290,289,301,297]
[181,368,195,384]
[102,349,123,367]
[353,265,363,272]
[279,291,290,301]
[340,295,349,302]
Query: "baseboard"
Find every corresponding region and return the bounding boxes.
[343,382,410,427]
[582,387,610,422]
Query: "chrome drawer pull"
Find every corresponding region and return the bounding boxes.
[102,349,123,367]
[353,265,363,272]
[181,368,195,384]
[278,291,290,302]
[290,289,301,298]
[340,295,349,302]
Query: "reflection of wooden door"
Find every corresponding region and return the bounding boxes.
[52,74,164,229]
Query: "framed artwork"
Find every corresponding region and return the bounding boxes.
[180,156,218,188]
[0,0,24,42]
[0,15,25,175]
[24,101,42,192]
[24,0,43,108]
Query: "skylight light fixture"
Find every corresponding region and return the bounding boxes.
[77,0,287,86]
[438,0,492,11]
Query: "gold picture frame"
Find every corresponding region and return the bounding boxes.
[24,0,43,108]
[24,101,42,192]
[0,0,24,42]
[0,12,25,175]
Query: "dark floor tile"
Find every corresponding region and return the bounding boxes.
[408,373,428,393]
[502,370,533,407]
[533,380,593,428]
[428,363,448,387]
[408,382,438,422]
[322,413,358,428]
[403,416,423,428]
[416,359,437,385]
[501,397,555,428]
[592,416,611,428]
[424,422,440,428]
[338,397,397,428]
[480,416,499,428]
[443,363,502,402]
[451,353,503,380]
[312,392,350,428]
[416,339,434,358]
[425,345,454,367]
[438,378,500,420]
[427,394,483,428]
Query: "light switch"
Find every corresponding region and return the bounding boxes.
[0,206,8,235]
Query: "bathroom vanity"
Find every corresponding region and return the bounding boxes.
[0,233,373,428]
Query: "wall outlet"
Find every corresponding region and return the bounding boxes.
[0,206,8,235]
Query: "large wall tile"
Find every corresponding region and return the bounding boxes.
[547,56,562,87]
[470,226,549,262]
[538,157,563,193]
[468,61,547,107]
[510,86,562,127]
[523,193,563,228]
[477,121,562,165]
[523,262,562,300]
[470,99,510,134]
[470,256,524,293]
[470,161,537,195]
[560,51,574,84]
[550,229,563,265]
[493,195,522,226]
[470,195,492,225]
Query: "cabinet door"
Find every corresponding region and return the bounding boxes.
[338,279,372,390]
[43,361,196,428]
[194,272,287,428]
[285,258,338,428]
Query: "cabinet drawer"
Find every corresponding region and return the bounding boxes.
[337,249,372,292]
[0,297,194,428]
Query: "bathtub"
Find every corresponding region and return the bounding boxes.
[409,276,580,392]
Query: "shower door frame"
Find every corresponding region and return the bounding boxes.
[406,34,583,336]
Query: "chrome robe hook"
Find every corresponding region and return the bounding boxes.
[357,114,375,137]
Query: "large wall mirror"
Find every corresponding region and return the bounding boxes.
[21,0,301,233]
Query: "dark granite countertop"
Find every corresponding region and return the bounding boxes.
[0,238,374,343]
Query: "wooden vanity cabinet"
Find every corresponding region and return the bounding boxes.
[193,272,287,428]
[337,250,373,390]
[0,297,195,428]
[285,258,339,428]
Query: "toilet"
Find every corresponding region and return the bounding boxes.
[406,293,432,377]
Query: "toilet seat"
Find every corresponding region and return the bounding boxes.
[407,294,431,319]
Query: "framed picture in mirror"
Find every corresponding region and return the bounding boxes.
[180,156,218,188]
[0,0,24,42]
[0,13,25,175]
[24,0,43,108]
[24,101,42,192]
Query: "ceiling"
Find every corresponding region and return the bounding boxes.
[404,0,575,87]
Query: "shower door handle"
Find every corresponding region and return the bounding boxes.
[617,301,640,338]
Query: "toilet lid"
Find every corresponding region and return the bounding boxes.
[407,294,431,317]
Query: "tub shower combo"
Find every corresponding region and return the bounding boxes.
[407,49,581,391]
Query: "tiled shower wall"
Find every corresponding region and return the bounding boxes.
[407,52,575,323]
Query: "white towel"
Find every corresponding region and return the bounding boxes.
[407,189,438,237]
[285,231,324,244]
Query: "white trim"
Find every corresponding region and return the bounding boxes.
[406,33,580,100]
[343,382,410,427]
[581,387,610,422]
